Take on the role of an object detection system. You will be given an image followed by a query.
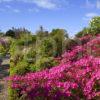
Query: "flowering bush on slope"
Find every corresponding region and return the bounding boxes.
[9,34,100,100]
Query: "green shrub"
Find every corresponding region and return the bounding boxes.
[35,57,58,71]
[26,49,36,63]
[29,64,36,72]
[16,60,29,75]
[8,87,19,100]
[11,60,29,75]
[0,44,6,56]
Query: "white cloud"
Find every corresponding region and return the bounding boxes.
[86,13,99,17]
[0,0,13,3]
[0,0,60,13]
[0,0,62,9]
[0,6,20,13]
[20,0,58,9]
[13,9,20,13]
[83,12,100,21]
[31,0,57,9]
[96,0,100,9]
[28,8,39,12]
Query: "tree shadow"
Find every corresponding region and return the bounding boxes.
[0,64,9,94]
[0,64,10,80]
[0,84,4,93]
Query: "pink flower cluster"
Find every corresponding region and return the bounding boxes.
[8,34,100,100]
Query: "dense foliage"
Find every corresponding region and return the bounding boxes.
[9,27,67,76]
[0,37,11,56]
[8,34,100,100]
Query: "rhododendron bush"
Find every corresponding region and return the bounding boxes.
[8,34,100,100]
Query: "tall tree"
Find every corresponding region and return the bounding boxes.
[50,29,68,56]
[5,29,15,38]
[36,26,49,38]
[89,16,100,34]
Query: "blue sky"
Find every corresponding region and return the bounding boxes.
[0,0,100,36]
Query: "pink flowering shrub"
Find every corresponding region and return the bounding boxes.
[8,34,100,100]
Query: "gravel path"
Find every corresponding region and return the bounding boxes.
[0,55,10,100]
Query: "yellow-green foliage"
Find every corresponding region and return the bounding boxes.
[35,57,58,71]
[0,44,6,56]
